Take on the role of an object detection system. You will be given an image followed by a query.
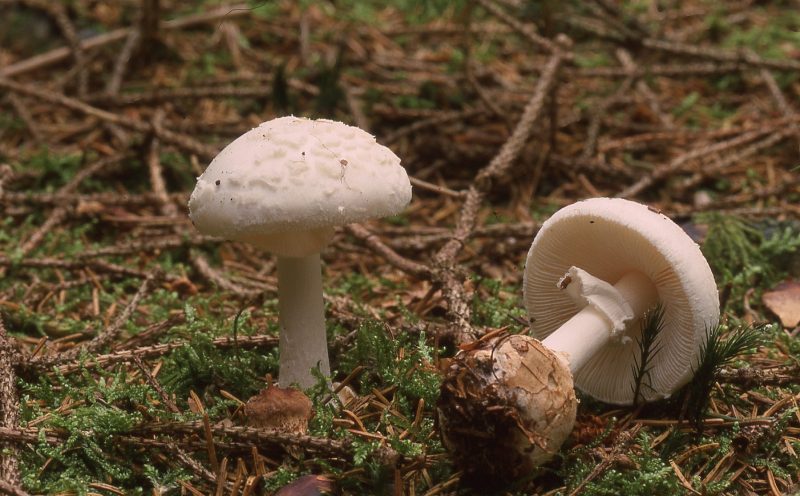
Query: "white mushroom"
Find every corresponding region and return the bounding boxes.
[189,116,411,388]
[437,198,719,486]
[524,197,720,404]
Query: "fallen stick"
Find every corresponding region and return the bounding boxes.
[0,4,252,78]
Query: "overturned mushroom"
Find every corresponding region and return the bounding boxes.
[437,198,719,485]
[524,198,719,404]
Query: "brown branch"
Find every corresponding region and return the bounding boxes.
[2,191,188,208]
[345,224,432,277]
[568,62,744,79]
[148,110,179,218]
[45,270,161,363]
[139,0,162,48]
[343,83,370,132]
[567,425,642,496]
[0,78,217,159]
[432,51,566,343]
[756,59,800,153]
[105,29,142,96]
[190,250,264,298]
[18,0,89,95]
[78,235,219,260]
[679,127,796,190]
[615,49,675,129]
[617,117,800,198]
[588,0,650,38]
[717,365,799,387]
[386,221,541,251]
[581,74,634,159]
[170,442,219,487]
[0,420,414,469]
[141,421,406,466]
[473,0,563,55]
[382,108,484,145]
[21,335,279,374]
[640,37,800,72]
[132,355,180,413]
[0,480,31,496]
[5,94,43,143]
[0,257,172,282]
[16,155,124,259]
[87,84,272,107]
[0,3,252,78]
[0,317,20,486]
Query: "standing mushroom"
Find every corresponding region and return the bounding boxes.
[189,116,411,388]
[437,198,719,485]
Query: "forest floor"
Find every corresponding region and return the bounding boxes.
[0,0,799,494]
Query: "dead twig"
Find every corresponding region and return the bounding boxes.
[473,0,564,55]
[17,0,89,95]
[5,94,43,143]
[755,56,800,154]
[0,480,31,496]
[432,50,566,343]
[615,49,675,129]
[679,127,796,190]
[567,425,642,496]
[0,78,218,159]
[717,365,799,387]
[617,117,800,198]
[46,270,161,363]
[345,224,432,277]
[22,335,279,374]
[0,3,252,78]
[132,355,180,414]
[15,155,124,259]
[0,317,21,485]
[105,29,142,97]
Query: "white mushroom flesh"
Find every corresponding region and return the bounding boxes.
[543,267,658,373]
[277,254,330,387]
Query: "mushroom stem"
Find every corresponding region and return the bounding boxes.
[276,254,330,388]
[542,269,658,374]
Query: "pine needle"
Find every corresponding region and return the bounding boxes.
[682,323,766,429]
[630,304,665,406]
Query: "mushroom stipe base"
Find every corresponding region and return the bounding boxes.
[437,334,577,488]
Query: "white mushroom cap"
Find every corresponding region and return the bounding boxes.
[523,198,719,405]
[188,116,412,257]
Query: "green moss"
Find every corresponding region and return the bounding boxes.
[158,306,277,403]
[697,213,800,311]
[20,368,163,494]
[563,433,682,495]
[722,11,800,60]
[470,277,526,328]
[340,321,440,411]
